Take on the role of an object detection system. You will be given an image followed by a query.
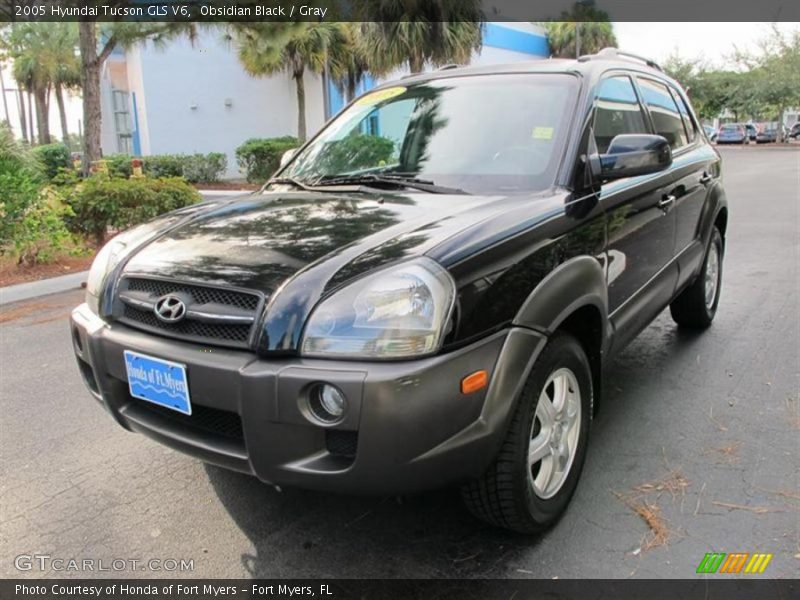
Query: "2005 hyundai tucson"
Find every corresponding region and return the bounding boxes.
[71,49,727,533]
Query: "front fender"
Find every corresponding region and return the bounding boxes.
[513,255,608,345]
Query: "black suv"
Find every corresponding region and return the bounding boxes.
[71,48,727,533]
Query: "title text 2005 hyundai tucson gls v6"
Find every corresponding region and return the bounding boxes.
[71,49,727,533]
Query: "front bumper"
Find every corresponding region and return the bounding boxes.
[71,304,545,494]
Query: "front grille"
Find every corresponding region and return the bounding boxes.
[131,397,244,441]
[326,430,358,458]
[123,305,251,342]
[117,277,263,349]
[126,279,259,311]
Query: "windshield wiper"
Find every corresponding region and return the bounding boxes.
[264,177,326,192]
[312,174,470,195]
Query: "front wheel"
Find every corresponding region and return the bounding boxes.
[461,333,592,533]
[670,227,724,329]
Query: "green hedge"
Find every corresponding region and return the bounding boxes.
[32,143,71,180]
[235,136,299,183]
[104,153,227,183]
[62,176,201,244]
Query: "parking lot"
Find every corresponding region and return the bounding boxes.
[1,146,798,579]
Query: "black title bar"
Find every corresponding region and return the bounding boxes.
[2,579,799,600]
[2,0,800,22]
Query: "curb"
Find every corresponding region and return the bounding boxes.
[0,270,89,307]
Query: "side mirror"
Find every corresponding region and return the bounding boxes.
[589,134,672,182]
[279,148,298,169]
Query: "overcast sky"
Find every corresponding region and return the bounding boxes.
[614,22,798,68]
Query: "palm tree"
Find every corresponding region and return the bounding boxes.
[330,23,370,102]
[7,24,53,144]
[354,0,483,74]
[47,24,80,144]
[233,23,347,142]
[540,2,617,59]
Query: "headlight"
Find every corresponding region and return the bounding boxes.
[85,224,160,313]
[86,240,126,297]
[301,258,456,359]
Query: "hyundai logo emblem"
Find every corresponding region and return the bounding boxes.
[154,294,187,323]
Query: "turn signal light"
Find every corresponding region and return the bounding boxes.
[461,370,488,394]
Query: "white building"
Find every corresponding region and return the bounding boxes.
[99,23,550,178]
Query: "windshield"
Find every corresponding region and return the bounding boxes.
[280,74,578,195]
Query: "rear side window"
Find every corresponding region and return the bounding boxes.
[593,76,649,153]
[671,89,698,143]
[638,78,689,150]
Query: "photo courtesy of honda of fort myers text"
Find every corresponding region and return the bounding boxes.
[0,0,799,599]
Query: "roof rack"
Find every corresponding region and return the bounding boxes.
[437,64,462,71]
[578,47,663,72]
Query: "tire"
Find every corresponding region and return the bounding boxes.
[461,333,592,533]
[670,227,724,329]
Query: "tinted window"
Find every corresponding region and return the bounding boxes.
[593,76,649,153]
[672,89,698,143]
[638,78,689,150]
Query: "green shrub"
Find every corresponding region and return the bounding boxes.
[317,134,395,173]
[32,143,71,179]
[105,152,227,183]
[0,124,41,178]
[62,175,201,244]
[104,154,133,178]
[142,154,184,179]
[235,136,299,183]
[181,152,227,183]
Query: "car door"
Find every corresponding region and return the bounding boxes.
[593,74,678,353]
[637,76,717,292]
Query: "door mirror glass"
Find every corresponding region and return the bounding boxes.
[589,134,672,181]
[280,148,298,169]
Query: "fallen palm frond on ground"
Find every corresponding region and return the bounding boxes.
[703,440,743,464]
[613,469,689,552]
[711,501,782,514]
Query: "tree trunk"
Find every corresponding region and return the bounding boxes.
[17,89,28,142]
[27,90,35,144]
[0,68,10,125]
[346,75,356,102]
[33,86,50,145]
[409,54,424,74]
[55,83,69,143]
[294,70,306,143]
[79,21,103,174]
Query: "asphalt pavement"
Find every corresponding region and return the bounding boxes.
[1,147,798,579]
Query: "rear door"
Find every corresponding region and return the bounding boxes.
[593,74,677,351]
[637,76,717,291]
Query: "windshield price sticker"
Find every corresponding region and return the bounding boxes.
[355,86,407,106]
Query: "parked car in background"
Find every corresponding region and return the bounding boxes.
[703,125,718,142]
[717,123,749,144]
[788,123,800,139]
[756,127,778,144]
[70,50,728,533]
[745,123,758,141]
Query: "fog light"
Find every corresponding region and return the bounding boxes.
[309,384,347,423]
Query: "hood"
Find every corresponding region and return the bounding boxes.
[124,191,517,291]
[122,190,558,352]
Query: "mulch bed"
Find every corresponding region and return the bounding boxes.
[0,255,95,288]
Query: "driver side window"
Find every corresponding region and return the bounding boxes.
[593,76,649,153]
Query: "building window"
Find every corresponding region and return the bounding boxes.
[111,89,133,154]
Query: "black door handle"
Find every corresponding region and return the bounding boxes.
[700,172,713,185]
